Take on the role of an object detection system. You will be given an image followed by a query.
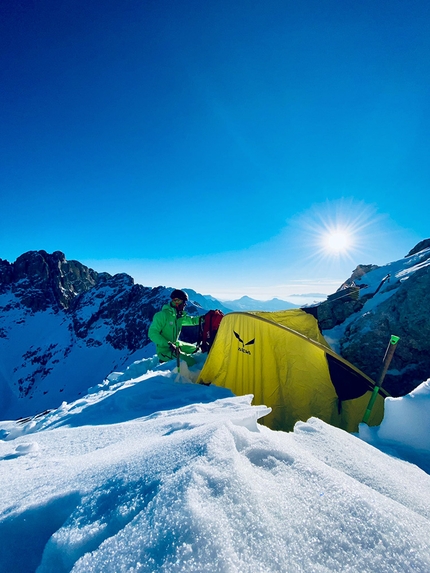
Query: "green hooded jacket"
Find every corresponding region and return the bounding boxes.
[148,303,201,362]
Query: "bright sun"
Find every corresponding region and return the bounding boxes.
[296,198,378,264]
[324,230,351,253]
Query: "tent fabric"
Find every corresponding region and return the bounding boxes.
[246,308,331,348]
[197,310,386,433]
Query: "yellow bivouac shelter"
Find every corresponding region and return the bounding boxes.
[197,309,388,433]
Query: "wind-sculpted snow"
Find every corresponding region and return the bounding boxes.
[377,379,430,451]
[1,356,430,572]
[0,355,233,439]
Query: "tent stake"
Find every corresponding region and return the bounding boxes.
[362,335,400,424]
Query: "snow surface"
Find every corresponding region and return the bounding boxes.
[1,353,430,573]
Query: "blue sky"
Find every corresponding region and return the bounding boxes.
[1,0,429,300]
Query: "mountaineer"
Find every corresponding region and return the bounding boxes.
[148,289,201,366]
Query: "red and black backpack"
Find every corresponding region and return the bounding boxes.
[198,310,224,352]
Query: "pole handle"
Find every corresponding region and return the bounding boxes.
[362,335,399,424]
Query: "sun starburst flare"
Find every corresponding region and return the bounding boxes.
[323,229,352,254]
[287,199,386,271]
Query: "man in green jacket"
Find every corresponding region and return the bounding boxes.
[148,289,201,366]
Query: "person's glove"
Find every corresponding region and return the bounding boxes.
[168,342,178,353]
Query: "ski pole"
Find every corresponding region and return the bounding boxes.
[362,335,399,424]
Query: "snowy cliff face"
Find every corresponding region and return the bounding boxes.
[0,251,201,420]
[320,243,430,398]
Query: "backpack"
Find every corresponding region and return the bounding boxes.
[198,310,224,352]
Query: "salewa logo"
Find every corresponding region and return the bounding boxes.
[233,331,255,355]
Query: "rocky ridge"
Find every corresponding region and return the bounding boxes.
[0,250,98,311]
[0,251,202,418]
[314,241,430,397]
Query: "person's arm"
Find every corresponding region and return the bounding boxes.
[148,312,170,346]
[180,314,201,327]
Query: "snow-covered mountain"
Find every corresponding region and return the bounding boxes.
[183,289,233,314]
[0,251,209,420]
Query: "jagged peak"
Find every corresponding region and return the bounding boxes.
[0,250,99,311]
[336,264,380,291]
[406,239,430,257]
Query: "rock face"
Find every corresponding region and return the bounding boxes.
[0,251,203,419]
[318,241,430,397]
[406,239,430,257]
[339,263,430,396]
[0,250,98,311]
[338,264,380,289]
[69,272,167,351]
[316,264,380,330]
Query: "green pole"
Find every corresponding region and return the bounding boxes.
[362,335,400,424]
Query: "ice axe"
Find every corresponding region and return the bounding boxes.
[362,334,400,424]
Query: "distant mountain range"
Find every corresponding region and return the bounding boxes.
[1,241,430,419]
[216,295,298,312]
[182,289,233,314]
[183,290,301,313]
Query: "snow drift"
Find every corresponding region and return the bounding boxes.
[1,354,430,573]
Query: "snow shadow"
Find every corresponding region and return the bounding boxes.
[0,492,80,573]
[36,476,161,572]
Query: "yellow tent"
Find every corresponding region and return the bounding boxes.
[197,309,387,432]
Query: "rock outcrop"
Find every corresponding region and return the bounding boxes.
[406,239,430,257]
[339,262,430,396]
[319,240,430,397]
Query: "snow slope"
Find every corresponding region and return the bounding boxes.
[1,353,430,573]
